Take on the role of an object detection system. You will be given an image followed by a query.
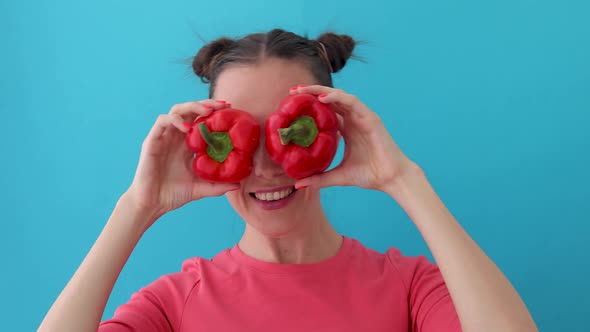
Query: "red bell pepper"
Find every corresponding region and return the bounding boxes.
[265,93,339,179]
[184,109,260,182]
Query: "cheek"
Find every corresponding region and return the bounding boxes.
[225,189,253,218]
[226,191,244,207]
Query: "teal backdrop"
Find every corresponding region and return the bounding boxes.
[2,0,588,330]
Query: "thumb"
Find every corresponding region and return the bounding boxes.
[294,167,346,189]
[192,181,240,200]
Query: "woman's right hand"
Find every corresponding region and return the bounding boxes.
[124,99,240,227]
[39,101,239,332]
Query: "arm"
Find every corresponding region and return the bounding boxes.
[386,164,538,332]
[288,85,538,332]
[38,101,239,332]
[38,194,156,332]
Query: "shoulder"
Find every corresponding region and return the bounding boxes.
[385,246,443,289]
[348,237,431,269]
[374,246,460,330]
[384,246,435,273]
[349,238,441,290]
[161,248,233,286]
[99,256,210,330]
[131,256,206,306]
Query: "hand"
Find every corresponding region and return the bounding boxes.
[125,100,240,223]
[290,85,418,192]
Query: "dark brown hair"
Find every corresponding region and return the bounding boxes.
[191,29,357,97]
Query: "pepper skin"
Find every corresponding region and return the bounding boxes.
[185,109,260,182]
[265,94,339,179]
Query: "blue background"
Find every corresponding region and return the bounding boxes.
[2,0,588,330]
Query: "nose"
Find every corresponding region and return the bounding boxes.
[252,133,284,180]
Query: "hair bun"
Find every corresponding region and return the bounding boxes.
[192,37,235,83]
[317,32,356,73]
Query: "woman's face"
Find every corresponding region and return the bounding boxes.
[213,58,321,237]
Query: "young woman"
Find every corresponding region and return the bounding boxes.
[39,29,538,332]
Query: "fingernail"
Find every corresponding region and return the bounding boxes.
[298,84,307,88]
[290,87,298,91]
[203,104,213,109]
[182,122,192,131]
[319,94,328,98]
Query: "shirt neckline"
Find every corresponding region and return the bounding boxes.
[226,235,353,275]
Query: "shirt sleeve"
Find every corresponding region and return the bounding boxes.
[386,248,462,332]
[98,259,201,332]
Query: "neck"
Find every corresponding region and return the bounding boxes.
[238,206,343,264]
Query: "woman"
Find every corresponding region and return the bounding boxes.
[39,29,538,331]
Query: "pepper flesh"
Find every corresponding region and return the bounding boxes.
[185,109,260,182]
[265,93,339,179]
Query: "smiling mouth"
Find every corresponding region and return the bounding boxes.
[249,186,296,201]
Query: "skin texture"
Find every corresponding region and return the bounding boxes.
[213,59,343,264]
[38,57,538,332]
[266,93,339,179]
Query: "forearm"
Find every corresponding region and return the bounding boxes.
[38,193,158,332]
[386,166,537,332]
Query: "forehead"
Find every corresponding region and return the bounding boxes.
[213,58,317,122]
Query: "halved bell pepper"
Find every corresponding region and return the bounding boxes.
[265,94,339,179]
[185,109,260,182]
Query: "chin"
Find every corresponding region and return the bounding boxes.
[246,218,301,238]
[226,189,308,237]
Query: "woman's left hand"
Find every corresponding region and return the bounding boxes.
[290,85,418,192]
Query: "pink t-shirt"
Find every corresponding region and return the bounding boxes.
[99,236,461,331]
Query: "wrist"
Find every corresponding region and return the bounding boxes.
[116,191,163,233]
[383,162,428,202]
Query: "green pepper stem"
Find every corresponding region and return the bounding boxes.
[198,122,223,151]
[198,122,233,163]
[277,116,319,147]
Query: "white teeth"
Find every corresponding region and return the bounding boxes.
[254,187,294,201]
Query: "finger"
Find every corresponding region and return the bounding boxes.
[193,181,241,199]
[336,114,345,132]
[294,166,348,189]
[317,90,359,108]
[145,114,170,140]
[291,85,366,117]
[289,84,335,96]
[212,99,231,109]
[169,113,190,133]
[168,100,217,118]
[323,95,374,122]
[144,113,191,149]
[142,114,172,151]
